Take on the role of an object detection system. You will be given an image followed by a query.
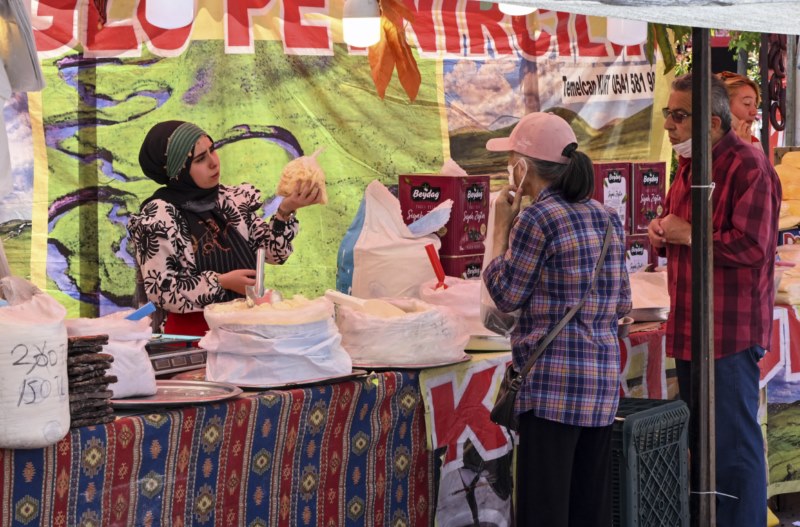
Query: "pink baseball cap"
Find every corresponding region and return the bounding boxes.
[486,112,578,164]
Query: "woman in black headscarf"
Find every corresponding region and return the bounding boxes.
[128,120,320,335]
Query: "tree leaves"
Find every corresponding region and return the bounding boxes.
[646,24,692,75]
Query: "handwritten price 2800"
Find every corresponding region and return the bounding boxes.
[11,341,62,374]
[11,341,67,406]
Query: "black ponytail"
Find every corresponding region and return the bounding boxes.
[528,147,595,203]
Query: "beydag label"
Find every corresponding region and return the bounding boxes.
[464,263,482,279]
[466,184,485,203]
[642,170,660,186]
[411,183,441,202]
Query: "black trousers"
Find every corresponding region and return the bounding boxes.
[516,411,614,527]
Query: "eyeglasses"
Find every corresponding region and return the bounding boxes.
[662,108,692,124]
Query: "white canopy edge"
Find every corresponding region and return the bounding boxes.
[485,1,800,34]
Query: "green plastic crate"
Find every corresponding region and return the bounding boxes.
[611,398,690,527]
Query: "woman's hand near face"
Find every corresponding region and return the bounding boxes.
[218,269,257,295]
[731,114,752,142]
[280,180,322,213]
[491,185,523,259]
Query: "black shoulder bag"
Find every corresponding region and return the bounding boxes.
[489,220,614,431]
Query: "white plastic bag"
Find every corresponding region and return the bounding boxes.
[201,298,352,385]
[335,297,469,366]
[480,192,520,337]
[0,289,70,448]
[420,277,497,337]
[65,310,156,399]
[339,180,451,299]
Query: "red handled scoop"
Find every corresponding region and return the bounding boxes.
[425,244,448,290]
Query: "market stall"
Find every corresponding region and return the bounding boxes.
[3,1,800,526]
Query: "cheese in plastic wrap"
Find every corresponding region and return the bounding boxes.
[277,147,328,204]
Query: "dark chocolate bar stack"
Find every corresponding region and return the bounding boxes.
[67,335,117,428]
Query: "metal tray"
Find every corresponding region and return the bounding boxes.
[465,334,511,352]
[171,368,371,390]
[629,307,669,322]
[110,379,243,408]
[352,353,471,371]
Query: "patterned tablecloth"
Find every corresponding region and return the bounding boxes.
[0,371,434,527]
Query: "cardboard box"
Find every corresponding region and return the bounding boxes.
[441,253,484,280]
[625,234,653,274]
[399,174,490,256]
[631,162,667,234]
[593,162,630,232]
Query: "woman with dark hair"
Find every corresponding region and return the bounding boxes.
[128,120,320,336]
[482,112,631,527]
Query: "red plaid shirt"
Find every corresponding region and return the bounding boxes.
[662,130,781,360]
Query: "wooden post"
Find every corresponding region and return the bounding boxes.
[690,26,716,527]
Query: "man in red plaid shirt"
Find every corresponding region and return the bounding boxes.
[648,73,781,527]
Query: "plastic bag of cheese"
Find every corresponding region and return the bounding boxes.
[201,296,352,385]
[334,297,469,367]
[277,147,328,204]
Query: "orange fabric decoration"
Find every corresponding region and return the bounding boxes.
[367,0,421,102]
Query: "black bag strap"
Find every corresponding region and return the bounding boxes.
[516,219,614,380]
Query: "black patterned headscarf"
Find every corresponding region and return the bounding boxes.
[138,121,255,298]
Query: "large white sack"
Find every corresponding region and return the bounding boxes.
[65,310,156,399]
[420,277,496,337]
[0,291,70,448]
[201,298,352,385]
[335,297,469,366]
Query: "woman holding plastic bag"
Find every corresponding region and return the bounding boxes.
[128,121,321,335]
[482,112,631,527]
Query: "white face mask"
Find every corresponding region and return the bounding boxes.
[507,159,527,186]
[672,138,692,158]
[507,161,518,187]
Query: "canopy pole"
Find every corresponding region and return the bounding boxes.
[786,36,796,148]
[760,34,770,153]
[690,26,716,527]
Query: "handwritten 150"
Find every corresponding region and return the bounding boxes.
[11,342,67,406]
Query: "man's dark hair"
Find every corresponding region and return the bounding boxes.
[672,73,732,132]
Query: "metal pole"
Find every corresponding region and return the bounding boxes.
[786,35,797,148]
[761,34,770,153]
[690,26,716,527]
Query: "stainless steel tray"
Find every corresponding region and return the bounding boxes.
[352,353,471,370]
[171,368,371,390]
[465,334,511,352]
[111,379,243,408]
[629,307,669,322]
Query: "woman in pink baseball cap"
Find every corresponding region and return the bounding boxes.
[483,112,631,527]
